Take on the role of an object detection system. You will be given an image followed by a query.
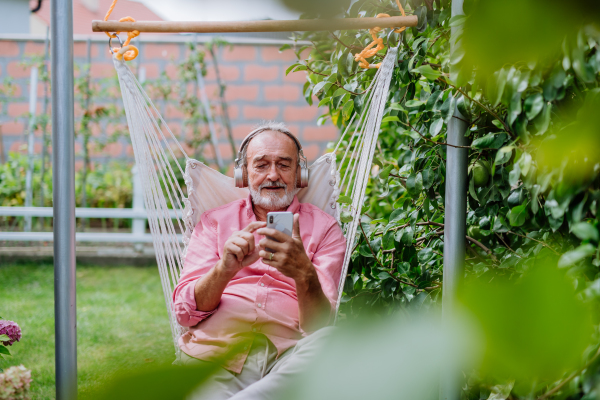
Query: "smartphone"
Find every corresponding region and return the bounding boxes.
[266,212,294,252]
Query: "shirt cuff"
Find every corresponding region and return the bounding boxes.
[174,279,218,327]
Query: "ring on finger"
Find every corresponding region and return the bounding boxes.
[269,252,274,261]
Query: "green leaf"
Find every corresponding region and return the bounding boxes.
[337,195,352,205]
[571,222,599,242]
[508,204,529,227]
[312,81,332,95]
[382,116,400,123]
[278,44,291,51]
[418,247,434,263]
[524,93,544,120]
[332,87,347,98]
[411,65,442,81]
[422,168,434,189]
[558,244,597,268]
[379,165,393,180]
[342,99,354,120]
[405,100,424,108]
[533,103,551,135]
[495,146,513,166]
[429,118,443,136]
[378,271,392,280]
[0,346,10,356]
[285,63,306,75]
[472,133,496,149]
[406,173,423,198]
[317,97,331,107]
[340,211,353,223]
[0,335,9,342]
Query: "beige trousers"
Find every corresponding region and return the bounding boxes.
[180,327,334,400]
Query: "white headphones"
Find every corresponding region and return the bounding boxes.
[233,127,309,189]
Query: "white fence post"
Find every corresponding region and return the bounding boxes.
[24,66,39,232]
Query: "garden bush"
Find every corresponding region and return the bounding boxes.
[285,0,600,398]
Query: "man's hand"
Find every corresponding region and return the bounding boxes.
[258,214,331,332]
[257,214,312,281]
[219,221,266,275]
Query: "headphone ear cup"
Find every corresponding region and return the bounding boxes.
[242,166,249,188]
[234,166,244,188]
[298,165,309,188]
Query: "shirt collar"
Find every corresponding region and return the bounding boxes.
[245,193,300,218]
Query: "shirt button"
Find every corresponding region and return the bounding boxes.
[260,283,265,287]
[257,303,262,308]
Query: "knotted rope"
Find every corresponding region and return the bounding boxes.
[354,0,406,69]
[103,0,140,61]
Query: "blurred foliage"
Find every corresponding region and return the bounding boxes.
[0,151,132,209]
[282,0,600,398]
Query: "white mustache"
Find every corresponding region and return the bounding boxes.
[259,181,287,190]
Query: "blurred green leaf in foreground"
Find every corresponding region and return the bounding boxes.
[459,264,595,395]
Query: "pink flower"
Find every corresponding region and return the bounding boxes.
[0,365,32,400]
[0,321,21,346]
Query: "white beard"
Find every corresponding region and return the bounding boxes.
[249,179,300,210]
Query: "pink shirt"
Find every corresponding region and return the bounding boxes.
[173,195,346,373]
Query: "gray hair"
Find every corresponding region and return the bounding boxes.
[239,121,301,167]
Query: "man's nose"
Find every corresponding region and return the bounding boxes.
[266,164,280,181]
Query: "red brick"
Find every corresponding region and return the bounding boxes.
[0,42,20,57]
[222,46,257,62]
[244,65,279,81]
[264,85,301,102]
[302,144,320,162]
[73,42,99,58]
[225,104,239,120]
[243,105,279,120]
[23,42,45,55]
[8,103,29,118]
[9,141,26,152]
[283,70,308,84]
[261,46,297,62]
[218,142,234,162]
[225,85,259,101]
[205,65,240,81]
[7,62,31,78]
[1,121,24,135]
[166,104,185,119]
[139,63,160,80]
[233,124,256,140]
[302,125,339,141]
[144,43,180,60]
[103,142,123,157]
[165,64,178,79]
[90,63,115,78]
[283,106,319,122]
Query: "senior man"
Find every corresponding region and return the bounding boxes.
[173,121,346,399]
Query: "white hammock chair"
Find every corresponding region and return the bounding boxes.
[113,44,399,359]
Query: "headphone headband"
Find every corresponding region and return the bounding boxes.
[235,127,305,168]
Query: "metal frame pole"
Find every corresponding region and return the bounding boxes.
[51,0,77,397]
[440,0,468,399]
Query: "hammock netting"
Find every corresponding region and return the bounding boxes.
[113,44,399,359]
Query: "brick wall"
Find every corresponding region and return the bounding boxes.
[0,38,340,170]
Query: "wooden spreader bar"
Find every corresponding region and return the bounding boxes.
[92,16,418,34]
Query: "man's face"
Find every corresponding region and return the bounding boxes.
[246,131,299,210]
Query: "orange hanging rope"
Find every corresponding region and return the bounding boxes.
[354,0,406,69]
[103,0,140,61]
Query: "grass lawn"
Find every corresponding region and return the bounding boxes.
[0,262,175,399]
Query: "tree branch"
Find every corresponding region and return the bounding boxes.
[329,31,363,51]
[466,235,499,262]
[399,119,472,149]
[507,230,560,255]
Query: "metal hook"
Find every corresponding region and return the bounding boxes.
[108,34,124,54]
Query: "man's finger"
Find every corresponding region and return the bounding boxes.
[292,213,300,239]
[228,243,245,262]
[259,238,285,252]
[256,228,289,242]
[237,231,255,253]
[244,221,266,233]
[230,237,250,255]
[242,251,261,267]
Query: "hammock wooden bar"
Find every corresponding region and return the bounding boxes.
[92,15,418,33]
